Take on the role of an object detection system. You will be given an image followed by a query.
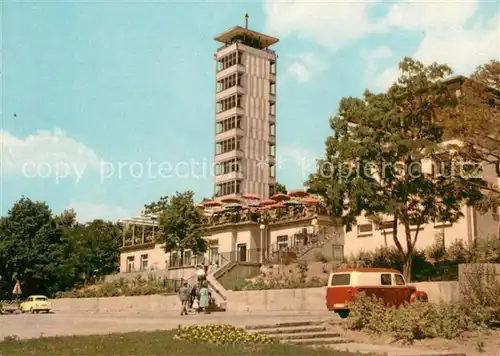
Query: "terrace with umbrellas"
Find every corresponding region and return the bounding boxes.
[198,190,327,227]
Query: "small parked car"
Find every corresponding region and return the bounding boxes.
[20,295,52,314]
[326,267,428,319]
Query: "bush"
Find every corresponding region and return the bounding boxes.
[346,293,472,342]
[459,263,500,327]
[55,274,177,298]
[174,324,277,344]
[347,247,433,281]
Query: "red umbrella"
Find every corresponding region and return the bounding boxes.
[271,193,290,202]
[260,199,276,206]
[243,194,260,200]
[302,197,320,205]
[203,200,221,207]
[288,190,309,198]
[220,196,241,203]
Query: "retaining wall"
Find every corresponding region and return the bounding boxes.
[51,281,459,313]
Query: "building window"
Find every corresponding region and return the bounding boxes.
[434,220,452,228]
[357,223,373,237]
[216,72,243,93]
[215,137,242,155]
[269,184,275,197]
[269,102,276,115]
[216,94,242,114]
[269,164,276,178]
[183,250,192,266]
[270,60,276,74]
[216,115,242,134]
[217,51,243,72]
[269,144,276,157]
[140,254,148,271]
[215,180,241,197]
[269,123,275,136]
[126,256,135,273]
[381,221,394,231]
[215,158,242,176]
[277,235,288,250]
[270,82,276,95]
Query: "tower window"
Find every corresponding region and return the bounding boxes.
[270,60,276,75]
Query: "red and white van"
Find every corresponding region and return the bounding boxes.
[326,267,428,318]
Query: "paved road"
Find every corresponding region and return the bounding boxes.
[0,310,335,340]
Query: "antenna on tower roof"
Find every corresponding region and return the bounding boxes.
[245,13,249,29]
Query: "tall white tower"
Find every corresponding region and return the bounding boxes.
[213,15,279,199]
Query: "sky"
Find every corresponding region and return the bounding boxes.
[1,0,499,222]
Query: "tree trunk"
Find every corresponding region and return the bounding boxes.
[403,255,413,282]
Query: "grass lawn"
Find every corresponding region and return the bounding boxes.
[0,330,379,356]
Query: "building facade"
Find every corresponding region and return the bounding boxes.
[343,144,500,257]
[213,22,278,200]
[118,198,344,274]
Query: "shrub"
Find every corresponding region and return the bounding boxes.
[55,274,177,298]
[174,324,276,344]
[347,247,432,281]
[346,293,473,342]
[459,263,500,327]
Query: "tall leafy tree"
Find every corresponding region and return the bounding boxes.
[0,197,63,297]
[437,60,500,205]
[157,191,206,260]
[143,196,169,214]
[307,58,492,281]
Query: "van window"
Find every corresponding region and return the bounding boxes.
[394,274,405,285]
[381,274,392,285]
[330,274,350,286]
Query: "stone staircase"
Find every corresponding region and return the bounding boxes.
[296,233,338,260]
[245,320,352,346]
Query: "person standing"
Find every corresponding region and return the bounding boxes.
[178,282,190,316]
[196,265,206,283]
[199,281,209,314]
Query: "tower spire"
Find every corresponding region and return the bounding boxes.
[245,13,249,29]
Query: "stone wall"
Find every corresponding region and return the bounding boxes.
[51,281,459,314]
[52,295,179,313]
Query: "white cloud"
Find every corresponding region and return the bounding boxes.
[287,53,326,83]
[373,2,500,90]
[1,128,101,183]
[264,0,500,91]
[361,46,393,88]
[264,0,382,50]
[68,201,132,223]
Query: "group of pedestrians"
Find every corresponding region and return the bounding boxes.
[178,264,213,316]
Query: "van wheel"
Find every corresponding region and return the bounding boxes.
[337,310,349,319]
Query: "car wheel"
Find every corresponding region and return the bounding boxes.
[337,310,350,319]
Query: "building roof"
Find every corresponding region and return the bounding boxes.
[214,26,279,49]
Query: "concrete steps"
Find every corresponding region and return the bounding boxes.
[245,320,352,346]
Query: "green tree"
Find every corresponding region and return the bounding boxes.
[157,191,206,262]
[275,182,287,194]
[437,60,500,205]
[0,197,63,297]
[307,58,490,281]
[143,196,169,214]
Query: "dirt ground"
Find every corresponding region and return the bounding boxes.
[327,322,500,356]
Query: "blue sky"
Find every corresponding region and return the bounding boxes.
[2,0,499,221]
